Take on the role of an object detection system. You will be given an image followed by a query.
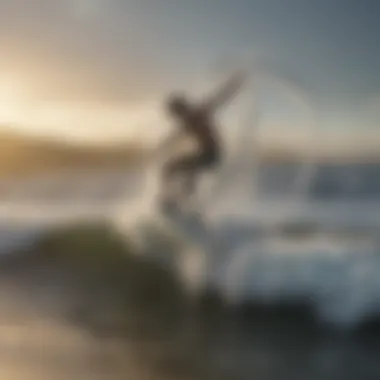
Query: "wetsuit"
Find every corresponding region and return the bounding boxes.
[162,70,247,199]
[163,105,221,196]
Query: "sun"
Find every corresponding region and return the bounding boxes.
[0,76,31,125]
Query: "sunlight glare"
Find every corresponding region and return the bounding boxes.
[0,77,30,125]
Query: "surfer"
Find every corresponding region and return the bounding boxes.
[161,70,248,204]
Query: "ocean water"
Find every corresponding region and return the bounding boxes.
[257,163,380,200]
[0,163,379,379]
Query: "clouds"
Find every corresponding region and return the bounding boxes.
[0,0,379,133]
[0,0,172,105]
[67,0,103,21]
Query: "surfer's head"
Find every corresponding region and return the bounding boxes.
[166,93,189,117]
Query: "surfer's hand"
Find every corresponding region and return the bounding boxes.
[203,69,249,112]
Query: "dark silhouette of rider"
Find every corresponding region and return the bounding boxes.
[162,70,248,202]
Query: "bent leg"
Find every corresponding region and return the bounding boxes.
[181,150,220,196]
[162,154,199,201]
[162,148,221,201]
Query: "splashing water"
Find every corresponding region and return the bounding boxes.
[114,57,380,329]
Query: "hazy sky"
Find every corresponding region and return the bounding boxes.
[0,0,379,142]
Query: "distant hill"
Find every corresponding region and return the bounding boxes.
[0,129,147,178]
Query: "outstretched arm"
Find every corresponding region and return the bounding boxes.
[202,70,249,113]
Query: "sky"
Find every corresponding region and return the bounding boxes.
[0,0,379,146]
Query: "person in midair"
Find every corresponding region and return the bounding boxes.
[161,70,248,204]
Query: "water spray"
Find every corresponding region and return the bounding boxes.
[193,52,322,229]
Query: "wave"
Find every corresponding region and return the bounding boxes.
[0,166,379,330]
[0,63,379,332]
